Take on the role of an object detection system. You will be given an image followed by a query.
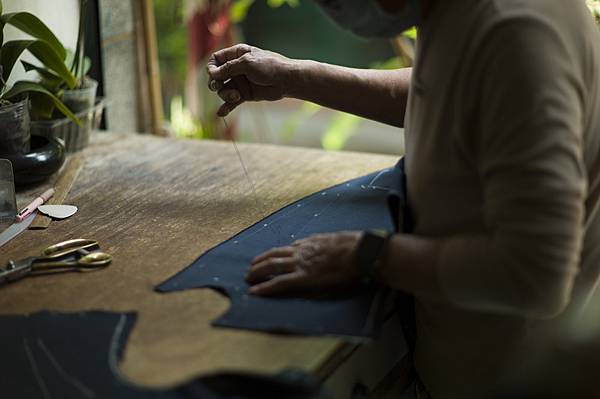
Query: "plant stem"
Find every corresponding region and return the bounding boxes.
[72,0,88,87]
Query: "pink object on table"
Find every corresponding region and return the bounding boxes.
[15,188,55,223]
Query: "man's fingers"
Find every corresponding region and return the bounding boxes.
[212,43,252,66]
[208,55,252,81]
[208,78,223,92]
[292,234,325,246]
[208,44,252,86]
[248,272,310,296]
[251,246,295,265]
[217,100,243,117]
[217,88,242,104]
[231,76,253,101]
[207,44,251,76]
[246,257,297,284]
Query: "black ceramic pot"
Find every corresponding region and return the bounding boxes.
[4,135,65,186]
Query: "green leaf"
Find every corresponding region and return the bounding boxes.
[321,112,361,151]
[1,12,66,60]
[82,56,91,77]
[266,0,298,7]
[21,60,59,80]
[67,50,91,76]
[281,101,320,141]
[369,56,406,70]
[231,0,255,23]
[27,41,76,88]
[402,27,417,40]
[1,40,34,82]
[3,81,80,125]
[1,40,76,88]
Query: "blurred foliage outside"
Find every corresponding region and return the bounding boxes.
[156,1,600,150]
[152,2,416,151]
[589,0,600,24]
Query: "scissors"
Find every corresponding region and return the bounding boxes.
[0,239,112,286]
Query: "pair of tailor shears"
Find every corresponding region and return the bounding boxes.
[0,239,112,286]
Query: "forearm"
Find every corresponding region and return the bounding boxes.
[378,234,443,299]
[285,60,411,128]
[378,231,579,319]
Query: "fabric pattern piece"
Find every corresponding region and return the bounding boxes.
[0,311,328,399]
[157,163,403,340]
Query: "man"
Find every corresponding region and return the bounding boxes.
[207,0,600,397]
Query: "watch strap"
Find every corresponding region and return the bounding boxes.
[355,229,392,283]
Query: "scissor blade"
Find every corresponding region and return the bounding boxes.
[0,212,36,248]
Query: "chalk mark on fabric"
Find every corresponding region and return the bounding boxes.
[220,179,361,247]
[198,171,373,254]
[108,314,128,382]
[224,190,323,245]
[287,192,343,240]
[288,177,369,240]
[38,338,95,398]
[363,168,393,190]
[24,338,52,399]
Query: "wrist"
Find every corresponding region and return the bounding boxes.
[282,58,314,99]
[377,234,445,298]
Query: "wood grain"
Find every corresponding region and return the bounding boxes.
[29,155,85,229]
[1,132,399,388]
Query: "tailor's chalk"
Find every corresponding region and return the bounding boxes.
[38,204,78,220]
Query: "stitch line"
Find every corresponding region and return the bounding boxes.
[37,339,95,398]
[364,168,395,191]
[108,314,128,381]
[24,338,51,399]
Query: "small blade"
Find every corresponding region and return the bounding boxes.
[0,211,36,248]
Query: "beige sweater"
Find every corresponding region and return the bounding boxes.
[404,0,600,397]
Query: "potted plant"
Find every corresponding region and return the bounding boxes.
[25,0,103,153]
[62,0,97,115]
[0,0,78,156]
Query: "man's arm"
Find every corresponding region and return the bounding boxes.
[286,60,411,127]
[207,44,411,127]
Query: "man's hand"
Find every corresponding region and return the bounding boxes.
[207,44,298,117]
[245,232,364,297]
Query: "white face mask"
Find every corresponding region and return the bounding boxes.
[315,0,421,38]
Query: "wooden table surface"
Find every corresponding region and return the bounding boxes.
[1,132,399,389]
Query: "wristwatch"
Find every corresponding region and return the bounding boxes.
[355,229,392,283]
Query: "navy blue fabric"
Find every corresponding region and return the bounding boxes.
[0,311,328,399]
[0,311,163,399]
[157,163,404,340]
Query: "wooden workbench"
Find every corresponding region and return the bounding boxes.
[1,132,408,397]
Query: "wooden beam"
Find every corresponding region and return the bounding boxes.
[134,0,166,136]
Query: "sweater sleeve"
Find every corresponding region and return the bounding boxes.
[436,19,586,318]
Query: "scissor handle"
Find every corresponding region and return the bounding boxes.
[31,252,112,273]
[0,258,35,285]
[41,239,99,259]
